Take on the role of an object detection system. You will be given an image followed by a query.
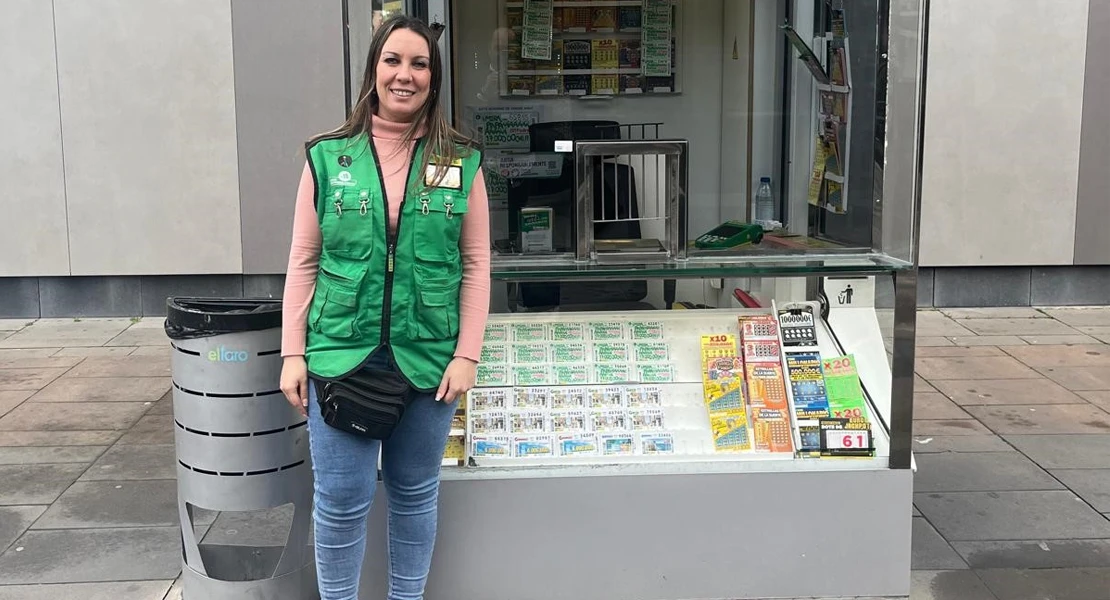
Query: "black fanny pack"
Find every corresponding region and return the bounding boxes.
[315,368,412,440]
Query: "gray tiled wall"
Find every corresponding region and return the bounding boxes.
[3,267,1108,318]
[0,1,346,279]
[37,277,142,318]
[931,268,1033,307]
[242,275,287,299]
[873,268,935,309]
[138,276,246,317]
[918,0,1091,267]
[0,278,41,319]
[0,0,69,277]
[1031,267,1110,306]
[1074,0,1110,264]
[55,0,243,276]
[232,0,346,275]
[919,267,1110,308]
[0,275,285,318]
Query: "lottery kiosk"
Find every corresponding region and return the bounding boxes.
[352,0,927,598]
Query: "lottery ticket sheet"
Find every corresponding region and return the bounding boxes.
[700,334,752,452]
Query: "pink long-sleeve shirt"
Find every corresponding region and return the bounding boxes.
[281,116,491,362]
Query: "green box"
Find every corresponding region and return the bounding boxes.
[520,207,553,252]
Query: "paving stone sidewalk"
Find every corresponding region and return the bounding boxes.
[884,307,1110,600]
[1,308,1110,599]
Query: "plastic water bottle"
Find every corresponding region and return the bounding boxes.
[755,177,774,224]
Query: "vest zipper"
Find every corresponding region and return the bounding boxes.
[373,138,423,346]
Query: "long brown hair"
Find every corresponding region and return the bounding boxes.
[309,15,475,189]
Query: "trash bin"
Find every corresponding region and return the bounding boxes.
[165,298,316,599]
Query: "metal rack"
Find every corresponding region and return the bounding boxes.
[573,138,688,264]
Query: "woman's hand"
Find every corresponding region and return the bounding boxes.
[280,356,310,417]
[436,357,477,404]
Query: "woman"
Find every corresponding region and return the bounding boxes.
[279,15,490,600]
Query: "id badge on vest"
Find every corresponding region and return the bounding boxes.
[425,162,463,190]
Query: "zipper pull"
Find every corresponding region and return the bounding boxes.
[359,189,369,215]
[333,191,343,217]
[420,196,430,215]
[444,201,454,220]
[387,243,395,273]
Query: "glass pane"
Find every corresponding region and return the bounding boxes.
[448,0,910,304]
[878,0,922,265]
[348,0,412,108]
[491,251,910,280]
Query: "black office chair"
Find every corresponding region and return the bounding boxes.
[507,120,620,252]
[508,120,652,310]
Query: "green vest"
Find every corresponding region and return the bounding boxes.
[303,133,482,391]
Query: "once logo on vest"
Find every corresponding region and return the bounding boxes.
[329,170,358,187]
[208,347,249,363]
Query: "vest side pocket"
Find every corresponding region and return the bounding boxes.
[409,287,459,340]
[311,266,364,340]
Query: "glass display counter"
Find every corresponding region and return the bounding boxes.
[354,0,928,598]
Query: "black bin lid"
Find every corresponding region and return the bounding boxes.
[165,297,282,340]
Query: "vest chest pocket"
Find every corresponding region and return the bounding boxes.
[412,190,469,265]
[320,187,376,261]
[309,265,365,340]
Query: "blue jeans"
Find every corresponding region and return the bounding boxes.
[307,352,456,600]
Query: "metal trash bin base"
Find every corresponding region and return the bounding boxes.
[182,555,317,599]
[167,298,317,599]
[177,468,316,600]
